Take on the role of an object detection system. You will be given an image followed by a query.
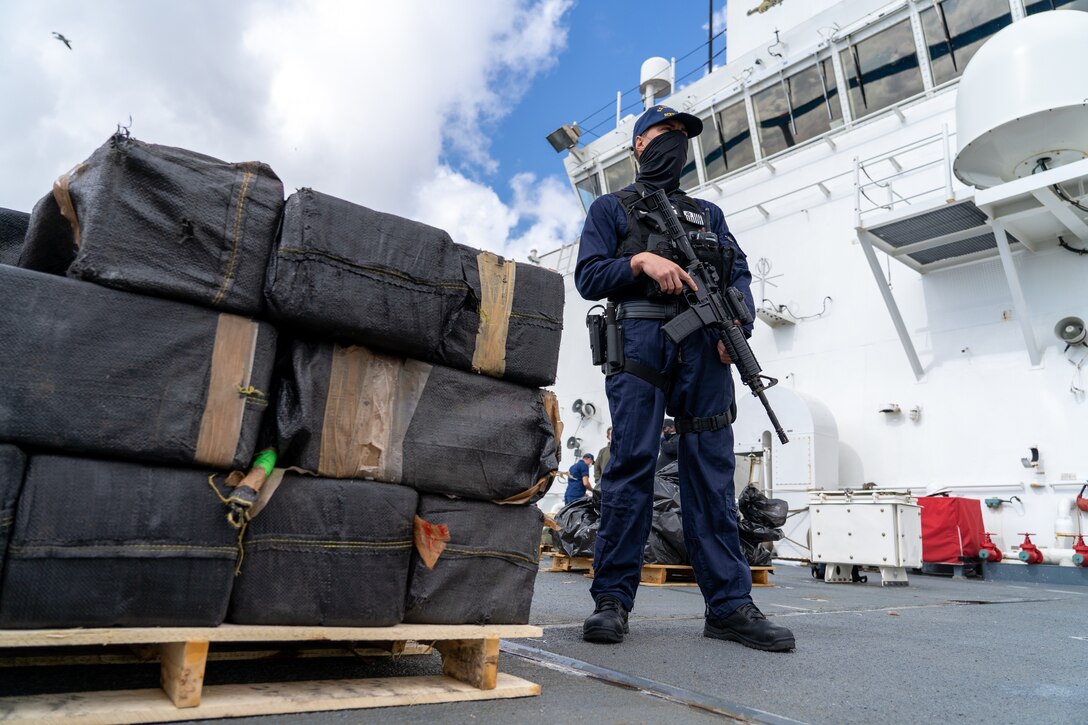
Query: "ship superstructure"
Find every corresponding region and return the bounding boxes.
[538,0,1088,568]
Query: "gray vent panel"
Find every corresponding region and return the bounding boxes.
[907,233,1020,266]
[870,203,988,248]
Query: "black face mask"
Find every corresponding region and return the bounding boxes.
[635,130,688,192]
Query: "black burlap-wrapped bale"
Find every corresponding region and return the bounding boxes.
[0,445,27,590]
[434,243,563,387]
[276,340,561,501]
[18,133,284,315]
[265,189,564,386]
[229,473,418,626]
[0,208,29,266]
[265,189,467,360]
[0,265,275,469]
[0,455,239,628]
[405,496,541,625]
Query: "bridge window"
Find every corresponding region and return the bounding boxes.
[574,173,601,212]
[602,155,636,194]
[1025,0,1088,14]
[752,57,842,157]
[920,0,1013,86]
[701,99,756,181]
[839,19,924,120]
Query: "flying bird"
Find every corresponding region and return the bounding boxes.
[52,32,72,50]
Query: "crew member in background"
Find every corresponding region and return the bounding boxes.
[565,453,594,505]
[594,427,612,484]
[573,105,795,652]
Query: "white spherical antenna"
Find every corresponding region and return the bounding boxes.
[954,12,1088,189]
[640,57,672,106]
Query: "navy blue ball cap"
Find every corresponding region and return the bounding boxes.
[632,105,703,146]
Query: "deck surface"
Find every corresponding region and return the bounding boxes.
[2,564,1085,724]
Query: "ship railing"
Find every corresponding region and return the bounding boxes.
[854,126,958,227]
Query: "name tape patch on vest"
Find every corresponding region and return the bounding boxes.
[682,210,705,226]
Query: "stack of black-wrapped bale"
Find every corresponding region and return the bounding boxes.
[251,187,562,625]
[0,134,563,630]
[0,134,283,627]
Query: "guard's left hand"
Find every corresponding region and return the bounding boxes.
[717,340,732,365]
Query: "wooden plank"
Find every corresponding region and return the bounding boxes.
[435,637,499,690]
[640,566,668,585]
[0,642,434,668]
[0,672,541,724]
[158,641,208,708]
[0,623,542,649]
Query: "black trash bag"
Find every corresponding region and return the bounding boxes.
[554,498,598,558]
[644,469,688,564]
[741,539,773,567]
[0,208,29,266]
[19,134,283,315]
[657,460,679,486]
[739,519,783,543]
[738,485,788,528]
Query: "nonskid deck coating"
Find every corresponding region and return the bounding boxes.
[1,564,1084,724]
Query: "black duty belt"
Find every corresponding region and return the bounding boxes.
[616,300,684,321]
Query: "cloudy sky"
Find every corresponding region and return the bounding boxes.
[1,1,725,260]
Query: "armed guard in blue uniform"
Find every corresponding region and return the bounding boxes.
[575,105,795,651]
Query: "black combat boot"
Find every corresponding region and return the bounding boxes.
[704,603,795,652]
[582,596,629,643]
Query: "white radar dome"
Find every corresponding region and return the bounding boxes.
[640,56,672,103]
[954,12,1088,189]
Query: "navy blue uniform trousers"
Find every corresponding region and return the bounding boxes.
[590,317,753,619]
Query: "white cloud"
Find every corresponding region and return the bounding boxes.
[702,3,729,35]
[413,168,583,261]
[0,0,576,255]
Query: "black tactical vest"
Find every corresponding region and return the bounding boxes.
[611,187,734,299]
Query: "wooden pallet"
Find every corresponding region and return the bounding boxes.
[541,552,593,572]
[0,623,542,723]
[637,564,775,587]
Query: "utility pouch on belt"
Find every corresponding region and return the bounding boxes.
[604,303,625,374]
[585,303,625,373]
[586,305,607,367]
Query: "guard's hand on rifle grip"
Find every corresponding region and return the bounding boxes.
[631,252,697,295]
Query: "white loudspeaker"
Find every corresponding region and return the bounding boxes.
[1054,316,1086,346]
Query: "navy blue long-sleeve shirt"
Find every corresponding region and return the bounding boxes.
[574,185,755,326]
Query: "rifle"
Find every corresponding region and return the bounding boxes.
[640,188,789,444]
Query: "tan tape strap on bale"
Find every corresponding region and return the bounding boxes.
[319,345,432,480]
[471,251,516,378]
[414,515,451,570]
[494,473,555,506]
[493,391,564,505]
[542,390,564,441]
[52,164,88,248]
[195,314,261,467]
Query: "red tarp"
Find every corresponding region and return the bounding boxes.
[919,496,985,563]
